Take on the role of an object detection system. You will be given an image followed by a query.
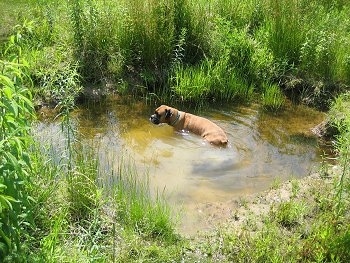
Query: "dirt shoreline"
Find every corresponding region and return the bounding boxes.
[181,165,339,237]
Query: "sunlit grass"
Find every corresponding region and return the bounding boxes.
[170,62,212,102]
[271,200,307,228]
[114,157,177,241]
[2,0,350,107]
[261,82,286,112]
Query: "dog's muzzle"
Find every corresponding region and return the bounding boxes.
[150,114,160,125]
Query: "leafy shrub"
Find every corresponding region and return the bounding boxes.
[0,59,34,261]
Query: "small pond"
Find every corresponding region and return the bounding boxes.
[35,96,331,234]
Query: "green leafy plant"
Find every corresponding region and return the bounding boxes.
[0,58,35,261]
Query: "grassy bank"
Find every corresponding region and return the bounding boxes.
[1,0,350,262]
[1,0,350,109]
[1,57,182,261]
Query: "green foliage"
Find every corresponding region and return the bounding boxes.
[116,238,185,263]
[170,58,255,103]
[210,0,264,33]
[170,16,276,104]
[68,0,117,83]
[210,17,276,86]
[114,159,177,242]
[329,92,350,133]
[172,0,210,64]
[2,0,350,107]
[0,59,34,261]
[2,17,82,106]
[30,46,82,105]
[67,146,100,221]
[66,0,207,89]
[170,61,212,102]
[261,82,286,112]
[271,201,306,228]
[26,141,111,261]
[212,221,298,262]
[26,134,180,261]
[302,216,350,262]
[299,4,350,83]
[1,1,350,261]
[265,0,305,66]
[328,93,350,217]
[123,0,175,68]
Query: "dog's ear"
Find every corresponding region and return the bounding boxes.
[165,108,172,119]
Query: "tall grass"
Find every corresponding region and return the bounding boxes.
[27,140,107,261]
[329,93,350,214]
[1,5,82,106]
[114,157,176,241]
[25,87,179,261]
[261,82,286,112]
[299,3,350,84]
[300,94,350,261]
[170,58,255,103]
[1,27,179,261]
[2,0,350,108]
[67,0,208,90]
[69,0,117,83]
[27,136,179,261]
[265,0,305,66]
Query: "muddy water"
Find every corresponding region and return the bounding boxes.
[36,96,330,234]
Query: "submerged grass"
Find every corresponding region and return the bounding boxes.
[27,117,181,262]
[114,157,177,242]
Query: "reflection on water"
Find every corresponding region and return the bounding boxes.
[35,97,331,234]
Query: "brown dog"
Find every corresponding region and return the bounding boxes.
[150,105,228,146]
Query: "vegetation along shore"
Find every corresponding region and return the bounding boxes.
[1,0,349,262]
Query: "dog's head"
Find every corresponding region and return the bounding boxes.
[150,105,174,125]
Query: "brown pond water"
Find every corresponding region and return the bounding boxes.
[35,96,331,234]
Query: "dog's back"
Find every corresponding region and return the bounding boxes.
[182,113,228,146]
